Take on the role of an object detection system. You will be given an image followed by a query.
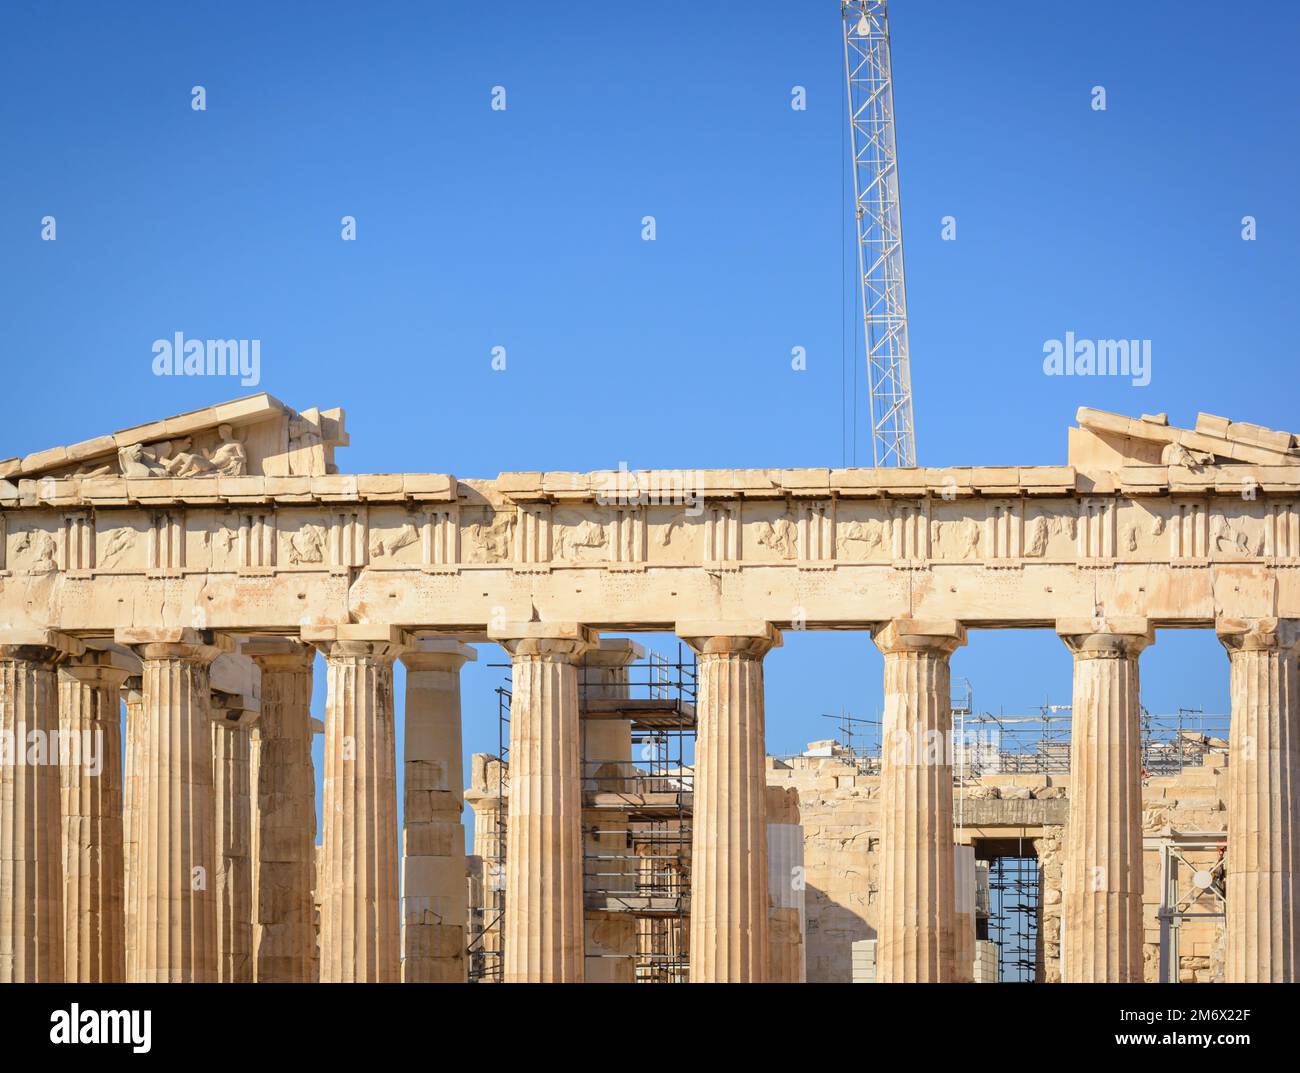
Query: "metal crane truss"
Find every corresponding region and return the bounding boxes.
[843,1,917,467]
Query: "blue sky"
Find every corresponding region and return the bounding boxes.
[3,1,1296,840]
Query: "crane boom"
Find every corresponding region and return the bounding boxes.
[842,1,916,467]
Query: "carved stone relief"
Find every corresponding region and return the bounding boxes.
[287,523,327,565]
[931,517,981,561]
[15,530,59,574]
[837,517,887,561]
[370,520,420,560]
[553,513,607,562]
[754,513,799,561]
[116,425,248,479]
[98,526,136,569]
[465,511,516,564]
[1211,512,1265,558]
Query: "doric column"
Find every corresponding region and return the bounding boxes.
[209,656,259,985]
[465,753,507,982]
[211,722,253,982]
[870,618,966,983]
[243,639,317,983]
[1217,617,1300,982]
[677,620,782,983]
[0,629,81,982]
[1056,617,1151,983]
[303,624,409,983]
[58,646,133,982]
[399,638,476,983]
[488,622,594,983]
[120,675,144,981]
[116,627,232,983]
[580,638,642,983]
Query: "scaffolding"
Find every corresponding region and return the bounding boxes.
[793,688,1227,781]
[466,686,510,983]
[581,645,697,983]
[467,644,698,983]
[957,703,1229,777]
[1155,832,1227,983]
[986,854,1040,983]
[816,709,882,774]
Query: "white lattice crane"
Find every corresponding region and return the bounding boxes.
[842,1,916,467]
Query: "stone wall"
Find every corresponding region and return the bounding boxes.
[767,744,1229,984]
[766,753,879,983]
[1034,826,1064,983]
[1140,752,1229,984]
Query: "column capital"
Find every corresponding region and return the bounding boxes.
[210,653,259,728]
[210,695,260,730]
[114,627,233,664]
[0,628,84,664]
[464,787,505,811]
[120,674,144,706]
[242,637,316,672]
[1056,618,1152,659]
[301,623,412,660]
[488,622,595,661]
[580,637,646,670]
[676,620,782,658]
[466,753,506,810]
[399,637,478,673]
[1216,617,1300,655]
[871,618,966,657]
[59,645,136,693]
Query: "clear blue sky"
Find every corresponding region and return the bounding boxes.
[3,2,1296,840]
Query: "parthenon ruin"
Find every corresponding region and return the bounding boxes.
[1,394,1297,982]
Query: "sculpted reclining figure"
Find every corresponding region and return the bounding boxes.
[116,424,247,478]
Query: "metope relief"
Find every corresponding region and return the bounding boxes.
[463,510,517,565]
[646,506,702,565]
[1021,507,1078,560]
[286,523,327,566]
[931,517,982,561]
[367,509,422,565]
[12,527,60,575]
[1210,505,1267,560]
[748,509,795,561]
[553,511,608,563]
[836,513,890,562]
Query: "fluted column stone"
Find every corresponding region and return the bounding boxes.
[244,639,317,983]
[677,620,781,983]
[116,627,232,983]
[1217,617,1300,982]
[399,638,476,983]
[121,676,144,981]
[1057,617,1151,983]
[0,629,81,982]
[209,660,259,985]
[304,624,409,983]
[58,646,133,982]
[488,622,594,983]
[465,753,507,982]
[871,618,966,983]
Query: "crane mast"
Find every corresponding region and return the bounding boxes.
[842,1,916,468]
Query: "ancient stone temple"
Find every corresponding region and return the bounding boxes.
[1,395,1297,982]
